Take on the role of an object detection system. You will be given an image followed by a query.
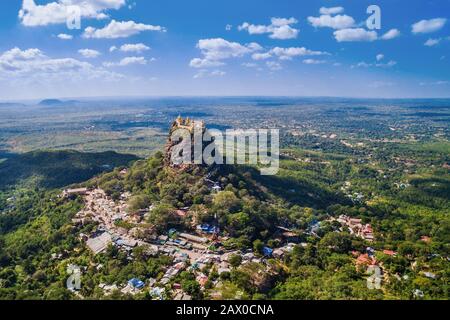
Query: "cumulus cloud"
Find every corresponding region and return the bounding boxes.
[419,80,449,86]
[424,38,441,47]
[308,14,355,30]
[252,52,272,61]
[119,43,151,53]
[352,59,397,69]
[334,28,377,42]
[412,18,447,34]
[269,47,329,60]
[103,56,148,67]
[303,59,326,65]
[18,0,125,26]
[376,54,384,61]
[189,38,262,68]
[266,61,283,71]
[57,33,73,40]
[238,17,299,39]
[193,69,226,79]
[319,7,344,15]
[380,28,400,40]
[78,49,101,58]
[0,47,122,82]
[83,20,166,39]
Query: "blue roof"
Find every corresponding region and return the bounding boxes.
[263,247,273,257]
[128,278,145,289]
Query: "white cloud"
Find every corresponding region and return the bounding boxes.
[412,18,447,34]
[190,38,261,68]
[242,62,257,68]
[376,60,397,68]
[0,47,122,82]
[419,80,449,86]
[119,43,151,53]
[376,54,384,61]
[78,49,101,58]
[189,58,225,68]
[238,17,299,39]
[193,69,226,79]
[308,14,355,30]
[225,24,233,31]
[57,33,73,40]
[109,46,117,52]
[18,0,125,26]
[269,47,329,60]
[334,28,377,42]
[319,7,344,15]
[381,28,400,40]
[83,20,166,39]
[103,56,148,67]
[303,59,326,65]
[353,60,397,68]
[266,61,282,71]
[424,38,441,47]
[252,52,272,60]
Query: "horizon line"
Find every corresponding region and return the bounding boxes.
[2,94,450,104]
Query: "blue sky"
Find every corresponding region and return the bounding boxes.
[0,0,449,100]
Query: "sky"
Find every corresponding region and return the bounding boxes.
[0,0,449,100]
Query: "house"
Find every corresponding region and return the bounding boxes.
[263,247,273,257]
[413,289,425,298]
[128,278,145,290]
[63,188,88,198]
[116,239,138,248]
[150,287,165,300]
[421,236,432,243]
[176,209,188,217]
[423,272,437,279]
[173,283,182,290]
[196,274,209,287]
[179,233,209,244]
[272,248,285,259]
[356,253,376,267]
[197,224,219,234]
[383,250,397,256]
[86,232,112,255]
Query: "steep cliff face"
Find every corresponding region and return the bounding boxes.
[164,116,206,170]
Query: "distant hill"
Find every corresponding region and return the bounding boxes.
[38,99,64,106]
[38,99,80,106]
[0,102,26,108]
[0,150,139,190]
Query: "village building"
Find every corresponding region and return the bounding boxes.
[86,232,112,255]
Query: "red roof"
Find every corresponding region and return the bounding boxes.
[421,236,431,243]
[383,250,397,256]
[176,210,187,217]
[356,254,377,266]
